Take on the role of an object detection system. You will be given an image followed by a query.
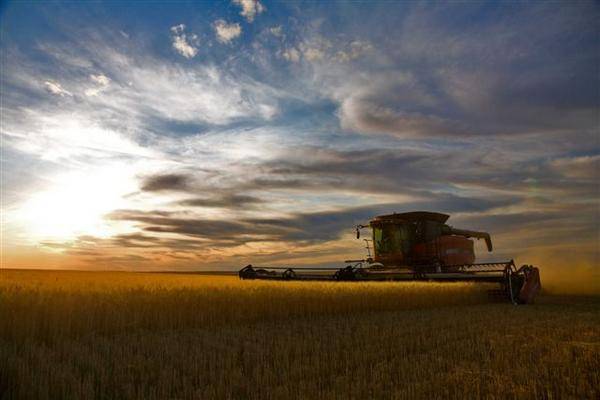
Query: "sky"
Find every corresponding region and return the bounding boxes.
[1,0,598,273]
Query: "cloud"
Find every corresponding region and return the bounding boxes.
[44,81,72,96]
[75,48,280,125]
[2,109,154,163]
[213,20,242,44]
[329,60,598,139]
[90,74,110,86]
[298,38,331,63]
[339,96,470,138]
[265,5,596,140]
[139,172,265,209]
[333,41,374,62]
[550,155,600,180]
[140,173,193,192]
[269,25,283,38]
[170,24,199,58]
[85,73,111,96]
[233,0,265,23]
[2,39,285,179]
[179,194,264,209]
[114,61,279,125]
[106,190,514,247]
[302,47,325,62]
[281,47,300,63]
[453,204,599,258]
[279,38,373,65]
[107,209,280,244]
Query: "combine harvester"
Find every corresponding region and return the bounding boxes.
[239,211,541,304]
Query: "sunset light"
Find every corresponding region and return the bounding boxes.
[16,167,135,242]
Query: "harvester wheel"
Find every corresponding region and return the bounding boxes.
[335,266,356,281]
[516,265,541,304]
[283,268,296,280]
[239,265,257,279]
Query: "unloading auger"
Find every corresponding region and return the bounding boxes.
[239,211,541,304]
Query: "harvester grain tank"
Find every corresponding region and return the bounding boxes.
[239,211,541,304]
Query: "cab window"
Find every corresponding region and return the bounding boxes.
[373,224,411,256]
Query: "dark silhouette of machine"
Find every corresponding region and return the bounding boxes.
[239,211,541,304]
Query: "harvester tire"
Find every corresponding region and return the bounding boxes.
[283,269,296,280]
[517,265,541,304]
[239,265,257,279]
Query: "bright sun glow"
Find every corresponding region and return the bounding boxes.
[17,167,136,242]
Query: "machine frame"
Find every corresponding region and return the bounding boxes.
[238,211,541,304]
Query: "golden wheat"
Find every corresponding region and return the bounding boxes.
[1,270,598,399]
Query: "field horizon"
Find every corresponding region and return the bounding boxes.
[4,261,599,296]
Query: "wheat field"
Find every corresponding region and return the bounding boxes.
[1,270,598,399]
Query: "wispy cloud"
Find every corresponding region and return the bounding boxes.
[550,155,599,180]
[44,81,72,96]
[333,41,373,62]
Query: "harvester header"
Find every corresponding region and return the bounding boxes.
[239,211,541,304]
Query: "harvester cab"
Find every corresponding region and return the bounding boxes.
[239,211,541,304]
[362,211,491,270]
